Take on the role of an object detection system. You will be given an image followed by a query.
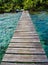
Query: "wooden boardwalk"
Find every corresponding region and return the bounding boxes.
[1,11,48,65]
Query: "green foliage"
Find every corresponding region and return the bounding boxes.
[23,0,48,11]
[14,5,21,10]
[4,3,13,12]
[23,0,33,10]
[0,0,23,13]
[0,0,48,13]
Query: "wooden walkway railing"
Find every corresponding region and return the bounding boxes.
[1,11,48,65]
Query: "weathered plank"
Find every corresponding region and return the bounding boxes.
[6,48,45,54]
[10,38,40,43]
[12,36,39,39]
[16,29,36,31]
[13,34,38,37]
[2,54,48,62]
[1,62,48,65]
[14,32,37,34]
[13,32,38,36]
[9,42,42,48]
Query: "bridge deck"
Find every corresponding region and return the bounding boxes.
[1,11,48,65]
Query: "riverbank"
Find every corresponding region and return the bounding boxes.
[29,10,48,15]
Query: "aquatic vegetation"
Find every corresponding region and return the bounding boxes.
[30,12,48,58]
[0,12,21,62]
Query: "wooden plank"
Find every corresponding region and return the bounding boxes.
[15,26,36,29]
[6,48,45,54]
[17,24,33,26]
[13,31,38,34]
[9,42,42,48]
[10,38,40,43]
[13,33,38,37]
[2,54,48,62]
[16,26,35,29]
[1,63,34,65]
[9,42,42,47]
[16,29,35,31]
[14,33,37,35]
[1,62,48,65]
[17,23,33,25]
[17,24,34,26]
[12,36,39,39]
[13,35,39,38]
[11,38,40,41]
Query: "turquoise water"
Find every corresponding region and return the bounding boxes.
[30,12,48,58]
[0,12,21,62]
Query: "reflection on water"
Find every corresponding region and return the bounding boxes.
[30,12,48,58]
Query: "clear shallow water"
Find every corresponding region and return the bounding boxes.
[0,12,21,62]
[30,12,48,58]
